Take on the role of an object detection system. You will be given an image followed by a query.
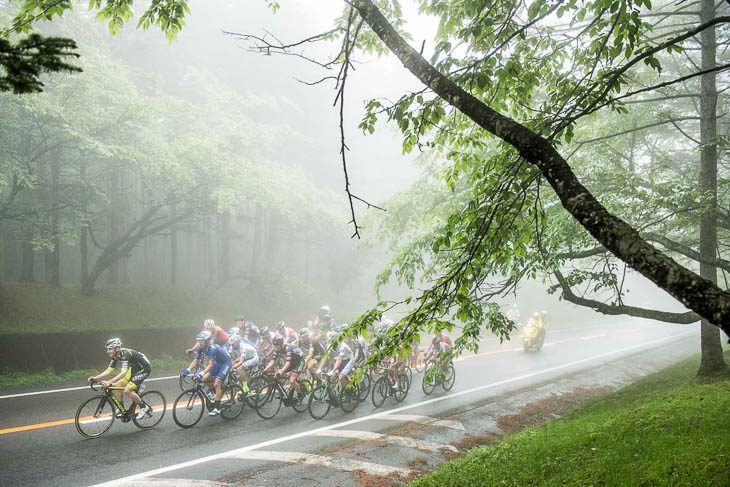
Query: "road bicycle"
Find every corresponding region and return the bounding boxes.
[75,381,166,439]
[307,373,360,420]
[421,358,456,395]
[172,375,245,428]
[250,372,312,420]
[371,368,410,408]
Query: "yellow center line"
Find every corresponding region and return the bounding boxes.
[0,403,173,436]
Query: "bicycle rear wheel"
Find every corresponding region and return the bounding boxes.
[133,390,166,429]
[221,384,245,420]
[246,375,266,408]
[172,390,205,428]
[394,373,409,402]
[292,380,312,413]
[308,383,332,420]
[254,383,283,420]
[75,396,115,439]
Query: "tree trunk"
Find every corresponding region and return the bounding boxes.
[171,204,178,285]
[218,212,230,285]
[698,0,726,375]
[107,166,120,284]
[49,158,60,286]
[20,239,35,282]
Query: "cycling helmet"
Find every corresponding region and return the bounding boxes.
[318,305,331,318]
[261,326,270,335]
[272,335,284,347]
[276,321,286,331]
[228,334,241,345]
[203,319,215,329]
[196,330,212,341]
[299,327,309,338]
[235,314,245,322]
[227,326,240,336]
[105,338,122,349]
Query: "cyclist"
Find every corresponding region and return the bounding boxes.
[244,320,260,345]
[276,321,299,347]
[181,330,232,416]
[263,335,304,396]
[313,305,334,333]
[304,328,327,377]
[228,334,259,393]
[186,319,229,353]
[328,334,356,390]
[88,338,152,420]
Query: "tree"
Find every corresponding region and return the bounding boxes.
[7,0,730,352]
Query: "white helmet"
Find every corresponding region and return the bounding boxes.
[105,338,122,349]
[228,334,240,345]
[203,319,215,330]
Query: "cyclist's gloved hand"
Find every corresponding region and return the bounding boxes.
[181,368,190,377]
[193,373,203,381]
[87,377,94,383]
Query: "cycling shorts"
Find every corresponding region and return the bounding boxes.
[209,362,231,380]
[340,358,354,376]
[119,368,150,389]
[289,355,304,378]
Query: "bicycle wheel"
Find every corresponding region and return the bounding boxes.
[422,363,438,396]
[308,383,332,420]
[415,351,427,373]
[394,373,409,402]
[179,374,194,391]
[357,371,371,402]
[254,383,283,420]
[292,380,312,413]
[371,376,388,408]
[246,375,266,408]
[442,363,456,391]
[133,390,166,429]
[75,395,115,439]
[172,390,205,428]
[404,365,413,386]
[221,384,245,420]
[340,383,360,413]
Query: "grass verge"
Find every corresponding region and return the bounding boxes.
[412,352,730,487]
[0,353,187,389]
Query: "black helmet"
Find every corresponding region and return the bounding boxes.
[272,335,284,347]
[276,321,286,331]
[235,315,245,322]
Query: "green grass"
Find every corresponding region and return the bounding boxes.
[0,353,188,389]
[412,352,730,487]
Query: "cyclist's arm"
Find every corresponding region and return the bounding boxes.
[90,365,114,382]
[330,356,343,374]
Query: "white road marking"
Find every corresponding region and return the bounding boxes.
[309,429,458,452]
[89,330,694,487]
[377,414,466,431]
[0,375,178,400]
[225,450,411,476]
[581,334,607,340]
[125,480,230,486]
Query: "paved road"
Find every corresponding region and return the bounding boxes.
[0,319,700,486]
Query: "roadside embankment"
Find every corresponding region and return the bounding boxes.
[411,351,730,486]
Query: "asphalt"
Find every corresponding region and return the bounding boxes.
[0,319,701,486]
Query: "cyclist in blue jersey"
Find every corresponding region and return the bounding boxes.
[181,330,232,416]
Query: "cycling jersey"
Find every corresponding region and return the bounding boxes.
[229,342,257,362]
[277,327,299,347]
[107,348,151,374]
[197,343,232,366]
[335,342,355,375]
[209,325,229,345]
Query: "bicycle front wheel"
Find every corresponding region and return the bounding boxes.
[221,384,245,420]
[422,363,438,396]
[371,376,388,409]
[133,390,167,429]
[172,390,205,428]
[340,383,360,414]
[76,395,115,439]
[415,351,427,373]
[394,373,409,402]
[442,363,456,391]
[357,371,371,402]
[308,383,332,420]
[254,384,283,420]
